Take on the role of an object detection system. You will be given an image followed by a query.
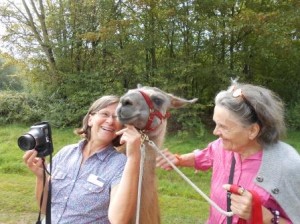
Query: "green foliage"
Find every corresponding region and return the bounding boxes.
[286,102,300,131]
[168,103,207,139]
[40,70,126,127]
[0,91,42,124]
[1,0,300,131]
[0,54,23,91]
[0,63,19,90]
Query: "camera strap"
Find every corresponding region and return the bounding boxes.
[45,153,52,224]
[36,154,52,224]
[35,159,46,224]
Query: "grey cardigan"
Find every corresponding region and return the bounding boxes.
[255,141,300,223]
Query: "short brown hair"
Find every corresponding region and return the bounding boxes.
[74,95,121,146]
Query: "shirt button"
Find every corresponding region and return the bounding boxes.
[272,188,280,194]
[256,176,264,182]
[64,196,68,200]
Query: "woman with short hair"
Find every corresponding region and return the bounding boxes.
[157,81,300,223]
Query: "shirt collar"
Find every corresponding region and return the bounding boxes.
[79,139,116,162]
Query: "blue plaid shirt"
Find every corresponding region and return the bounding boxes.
[49,140,127,224]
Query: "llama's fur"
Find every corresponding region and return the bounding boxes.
[116,85,197,224]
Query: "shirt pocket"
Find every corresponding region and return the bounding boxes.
[51,167,70,201]
[83,176,106,193]
[52,169,67,180]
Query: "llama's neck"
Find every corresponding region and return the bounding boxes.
[136,136,162,224]
[130,122,166,224]
[146,123,167,149]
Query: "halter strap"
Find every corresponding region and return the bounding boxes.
[138,90,170,132]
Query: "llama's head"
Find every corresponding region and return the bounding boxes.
[116,84,197,142]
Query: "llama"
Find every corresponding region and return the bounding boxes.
[116,84,197,224]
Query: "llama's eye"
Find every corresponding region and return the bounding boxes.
[152,97,164,106]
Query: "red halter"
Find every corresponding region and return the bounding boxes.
[139,90,170,132]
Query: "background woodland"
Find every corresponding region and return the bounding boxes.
[1,0,300,133]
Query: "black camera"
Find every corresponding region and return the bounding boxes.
[18,121,53,157]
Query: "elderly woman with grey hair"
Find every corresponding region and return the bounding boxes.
[157,81,300,224]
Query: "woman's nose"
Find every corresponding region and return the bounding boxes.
[106,116,117,124]
[213,126,220,136]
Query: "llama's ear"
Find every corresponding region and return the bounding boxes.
[137,83,143,89]
[168,94,198,108]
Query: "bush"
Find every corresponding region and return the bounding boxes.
[0,91,42,124]
[286,102,300,131]
[167,103,207,139]
[0,88,98,127]
[39,89,101,128]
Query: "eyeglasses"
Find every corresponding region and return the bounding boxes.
[96,111,118,120]
[229,86,259,124]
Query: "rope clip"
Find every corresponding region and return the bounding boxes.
[139,130,149,144]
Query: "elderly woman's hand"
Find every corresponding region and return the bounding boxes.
[223,184,253,221]
[156,148,180,171]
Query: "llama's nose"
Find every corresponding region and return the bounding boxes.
[121,97,133,107]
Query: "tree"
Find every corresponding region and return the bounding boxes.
[0,53,23,91]
[0,0,300,129]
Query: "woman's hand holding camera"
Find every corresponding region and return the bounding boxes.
[23,150,46,179]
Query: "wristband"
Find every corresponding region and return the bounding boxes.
[174,154,182,166]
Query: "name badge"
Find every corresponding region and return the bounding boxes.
[87,174,104,187]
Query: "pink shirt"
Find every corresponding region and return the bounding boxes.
[194,138,291,224]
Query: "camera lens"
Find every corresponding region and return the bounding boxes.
[18,134,36,151]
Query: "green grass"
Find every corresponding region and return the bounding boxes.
[1,125,299,223]
[160,134,212,223]
[0,125,81,223]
